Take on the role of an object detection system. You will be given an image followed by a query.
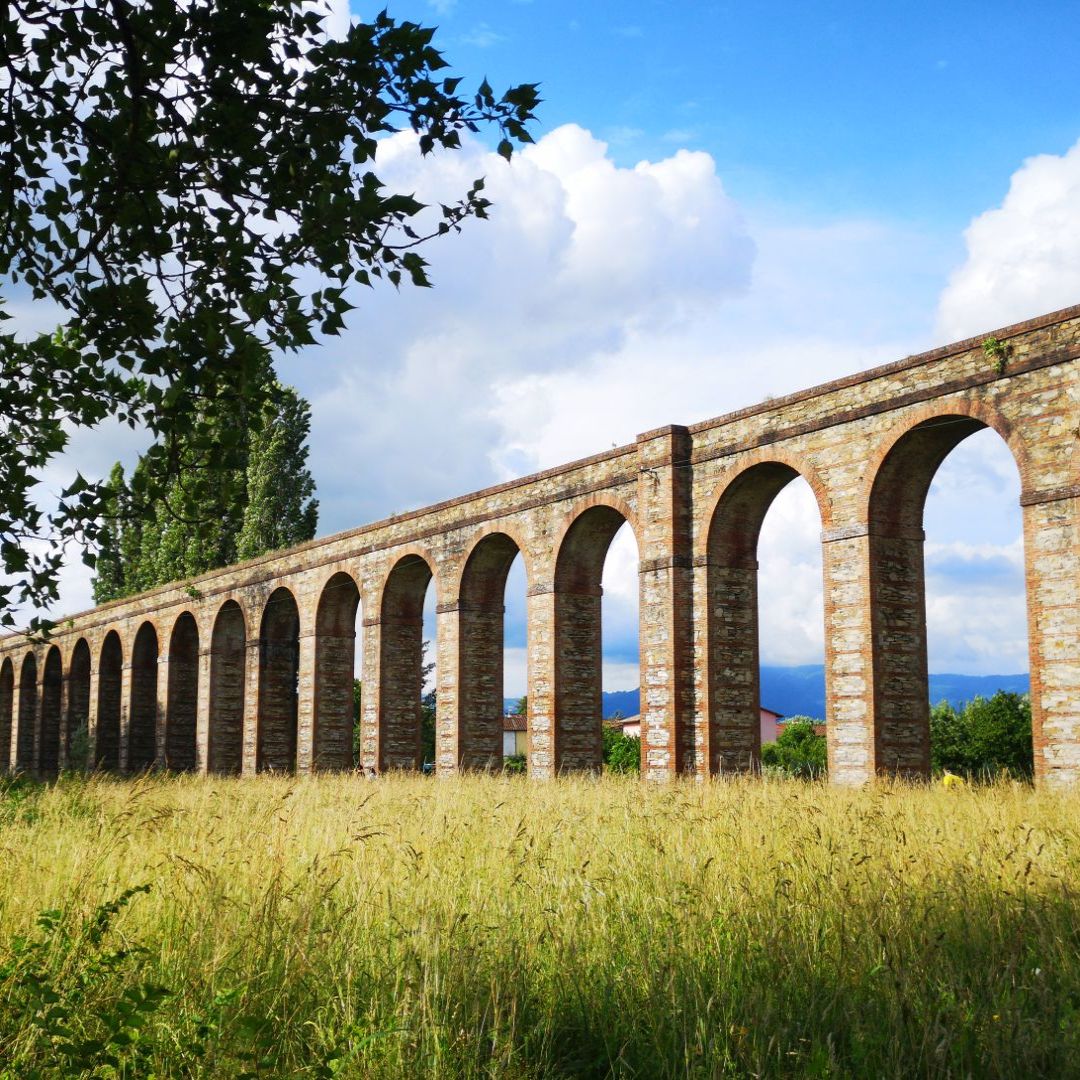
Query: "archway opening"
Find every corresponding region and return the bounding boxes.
[868,415,1031,778]
[756,476,827,770]
[40,646,63,773]
[553,505,638,773]
[67,639,92,768]
[15,653,36,770]
[129,622,159,772]
[705,463,824,773]
[458,534,523,772]
[209,601,246,775]
[378,554,434,772]
[165,613,199,771]
[258,587,300,772]
[0,658,12,771]
[314,572,361,771]
[96,631,123,770]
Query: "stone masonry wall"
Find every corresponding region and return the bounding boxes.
[1,305,1077,787]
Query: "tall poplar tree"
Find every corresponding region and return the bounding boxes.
[91,379,318,602]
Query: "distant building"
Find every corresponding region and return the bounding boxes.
[502,714,527,757]
[760,707,784,744]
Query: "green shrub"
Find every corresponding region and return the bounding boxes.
[603,725,641,774]
[930,691,1033,780]
[503,754,527,775]
[761,718,826,779]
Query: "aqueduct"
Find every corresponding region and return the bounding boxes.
[1,307,1077,786]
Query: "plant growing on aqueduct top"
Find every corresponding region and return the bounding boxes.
[0,0,538,633]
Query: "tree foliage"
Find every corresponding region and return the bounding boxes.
[0,0,538,631]
[603,722,641,774]
[761,718,827,779]
[92,375,318,602]
[930,692,1033,780]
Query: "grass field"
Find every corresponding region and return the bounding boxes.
[0,772,1078,1078]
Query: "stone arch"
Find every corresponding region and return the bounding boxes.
[15,652,37,771]
[456,531,525,771]
[39,646,63,774]
[165,613,199,771]
[96,631,123,770]
[861,398,1032,515]
[257,587,300,773]
[313,570,361,771]
[67,639,92,767]
[377,553,435,771]
[701,458,826,773]
[450,520,536,598]
[0,657,12,772]
[209,600,246,775]
[696,447,833,559]
[552,501,639,772]
[865,409,1028,777]
[129,622,159,772]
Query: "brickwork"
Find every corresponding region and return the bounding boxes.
[2,305,1078,787]
[207,600,245,773]
[95,631,123,770]
[165,614,199,771]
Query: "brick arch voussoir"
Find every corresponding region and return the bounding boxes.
[257,584,304,638]
[207,595,249,643]
[695,447,834,559]
[450,520,537,602]
[860,397,1033,517]
[550,493,641,575]
[376,545,440,608]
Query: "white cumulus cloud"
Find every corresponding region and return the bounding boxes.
[937,137,1080,340]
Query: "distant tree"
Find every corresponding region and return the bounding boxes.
[512,695,527,717]
[236,383,319,560]
[90,464,128,606]
[603,721,641,775]
[930,692,1032,780]
[91,376,317,602]
[761,718,827,779]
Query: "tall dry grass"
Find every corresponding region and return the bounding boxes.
[0,772,1078,1077]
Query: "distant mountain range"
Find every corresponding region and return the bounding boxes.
[505,666,1030,721]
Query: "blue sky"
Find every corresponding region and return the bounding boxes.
[27,0,1080,695]
[391,0,1080,229]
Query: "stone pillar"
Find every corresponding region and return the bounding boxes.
[85,658,100,769]
[155,651,170,768]
[310,632,356,772]
[10,661,37,772]
[56,667,71,772]
[375,610,424,771]
[821,525,876,785]
[358,615,381,773]
[434,602,463,774]
[242,636,261,775]
[295,630,317,774]
[699,559,760,774]
[553,585,604,772]
[868,527,931,778]
[526,585,556,779]
[195,641,212,774]
[636,425,695,779]
[118,659,133,773]
[1023,489,1080,787]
